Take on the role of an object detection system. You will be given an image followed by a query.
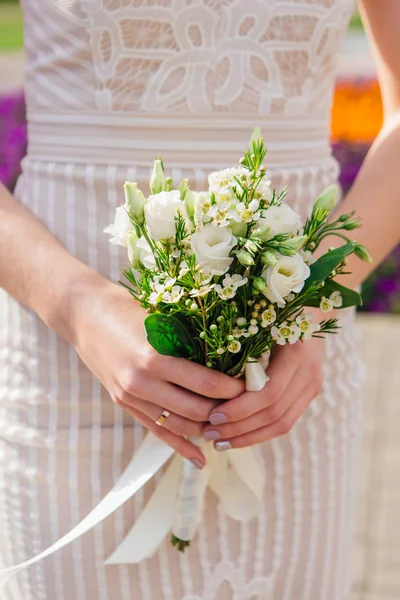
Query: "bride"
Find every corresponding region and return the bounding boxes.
[0,1,399,598]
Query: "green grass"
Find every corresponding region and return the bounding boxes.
[0,2,24,51]
[349,12,364,30]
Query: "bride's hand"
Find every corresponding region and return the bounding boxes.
[70,278,245,466]
[203,337,324,449]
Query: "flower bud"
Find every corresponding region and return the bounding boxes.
[179,178,189,200]
[124,182,145,224]
[236,250,255,266]
[252,277,268,295]
[184,188,195,222]
[165,177,173,192]
[261,251,278,266]
[248,126,262,151]
[313,184,338,214]
[150,159,166,194]
[229,221,248,237]
[126,231,140,268]
[252,222,271,242]
[354,244,372,263]
[244,240,258,253]
[283,235,308,251]
[342,219,360,230]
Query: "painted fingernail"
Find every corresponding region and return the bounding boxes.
[209,412,227,425]
[215,441,232,452]
[190,458,205,470]
[203,429,221,441]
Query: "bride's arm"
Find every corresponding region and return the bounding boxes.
[0,183,244,465]
[203,3,400,447]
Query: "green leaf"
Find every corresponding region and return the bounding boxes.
[144,313,195,358]
[305,242,356,288]
[304,279,362,309]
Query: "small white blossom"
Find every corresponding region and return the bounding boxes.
[300,248,314,265]
[320,296,334,313]
[231,328,244,338]
[228,340,241,353]
[231,199,261,224]
[217,347,225,355]
[208,167,250,196]
[190,284,215,297]
[162,285,184,304]
[236,317,247,327]
[253,178,273,202]
[271,322,301,345]
[261,308,276,327]
[214,274,248,300]
[330,291,343,308]
[295,313,321,340]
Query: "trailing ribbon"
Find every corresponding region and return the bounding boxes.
[0,359,268,589]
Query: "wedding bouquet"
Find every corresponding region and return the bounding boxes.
[105,137,370,553]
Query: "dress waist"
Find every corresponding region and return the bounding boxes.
[27,111,333,169]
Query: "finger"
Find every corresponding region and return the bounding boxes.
[132,397,203,437]
[118,376,220,422]
[203,379,310,440]
[214,383,315,450]
[150,353,245,399]
[119,401,206,467]
[208,345,301,425]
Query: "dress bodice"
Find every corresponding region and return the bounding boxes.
[21,0,354,174]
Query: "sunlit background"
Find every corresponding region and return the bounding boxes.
[0,3,399,599]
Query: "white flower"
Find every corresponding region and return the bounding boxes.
[232,199,261,224]
[190,284,215,297]
[228,340,241,353]
[258,204,302,239]
[300,248,314,265]
[248,325,259,335]
[296,313,321,340]
[330,291,343,308]
[261,253,310,305]
[260,308,276,327]
[320,296,334,312]
[254,178,273,202]
[162,285,184,304]
[214,274,248,300]
[190,224,237,275]
[231,328,245,338]
[208,201,232,227]
[271,322,301,345]
[194,192,212,230]
[144,190,183,241]
[104,205,133,247]
[148,280,166,305]
[208,167,250,196]
[135,236,156,269]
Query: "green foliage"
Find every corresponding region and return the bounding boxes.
[305,242,357,288]
[144,313,195,358]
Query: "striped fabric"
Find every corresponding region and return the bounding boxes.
[0,1,366,599]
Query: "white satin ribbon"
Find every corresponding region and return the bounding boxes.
[0,358,269,588]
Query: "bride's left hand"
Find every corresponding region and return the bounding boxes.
[203,337,324,449]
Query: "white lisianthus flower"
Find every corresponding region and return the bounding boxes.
[330,291,343,308]
[271,322,301,345]
[261,253,310,305]
[144,190,183,241]
[258,204,302,239]
[295,314,321,340]
[135,236,156,269]
[190,224,237,275]
[104,205,133,247]
[214,274,248,299]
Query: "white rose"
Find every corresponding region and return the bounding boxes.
[190,224,237,275]
[262,253,310,305]
[104,204,133,247]
[144,190,183,241]
[258,204,302,239]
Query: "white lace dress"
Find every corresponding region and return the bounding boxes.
[0,1,366,598]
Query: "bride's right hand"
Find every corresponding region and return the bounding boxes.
[69,277,245,467]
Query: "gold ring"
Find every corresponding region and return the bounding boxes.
[155,409,171,427]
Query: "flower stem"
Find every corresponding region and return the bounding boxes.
[171,535,191,552]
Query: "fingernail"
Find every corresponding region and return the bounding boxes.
[189,458,205,470]
[215,441,232,452]
[209,412,227,425]
[203,429,221,441]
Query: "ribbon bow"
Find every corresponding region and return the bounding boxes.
[0,359,268,590]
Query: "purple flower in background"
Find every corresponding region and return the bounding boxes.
[0,91,27,192]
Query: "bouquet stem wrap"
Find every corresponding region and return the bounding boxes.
[0,359,268,590]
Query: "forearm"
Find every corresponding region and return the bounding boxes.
[321,116,400,288]
[0,183,106,343]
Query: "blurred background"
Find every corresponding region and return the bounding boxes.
[0,3,399,599]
